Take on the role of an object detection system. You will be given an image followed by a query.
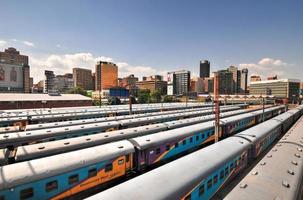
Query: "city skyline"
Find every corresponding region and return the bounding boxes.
[0,0,302,82]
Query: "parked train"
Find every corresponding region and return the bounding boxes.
[0,103,209,127]
[0,106,242,149]
[85,105,303,200]
[0,108,251,165]
[224,115,303,200]
[0,106,289,200]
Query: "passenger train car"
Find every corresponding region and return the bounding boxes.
[85,105,303,200]
[0,106,291,200]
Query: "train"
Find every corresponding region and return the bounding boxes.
[224,115,303,200]
[84,105,303,200]
[0,106,242,149]
[0,108,251,165]
[0,103,210,127]
[0,105,288,200]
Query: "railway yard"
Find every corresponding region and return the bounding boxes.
[0,102,302,200]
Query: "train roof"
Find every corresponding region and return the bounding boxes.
[0,140,135,190]
[86,137,250,200]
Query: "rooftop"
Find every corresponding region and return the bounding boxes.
[250,79,301,85]
[0,93,92,102]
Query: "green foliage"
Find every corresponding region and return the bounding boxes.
[108,96,121,105]
[163,95,173,102]
[138,90,150,103]
[150,90,162,103]
[67,87,87,96]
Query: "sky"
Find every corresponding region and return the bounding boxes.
[0,0,302,83]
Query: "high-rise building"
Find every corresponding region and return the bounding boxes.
[190,77,204,93]
[204,77,214,93]
[44,70,55,93]
[0,47,30,93]
[72,68,93,90]
[240,68,248,94]
[250,75,261,82]
[167,70,190,95]
[216,69,234,94]
[95,61,118,90]
[199,60,210,78]
[54,73,74,92]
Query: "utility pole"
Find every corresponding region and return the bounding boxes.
[214,72,220,143]
[99,90,101,108]
[129,95,133,115]
[262,96,265,122]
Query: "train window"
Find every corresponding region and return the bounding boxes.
[207,133,210,137]
[183,140,186,145]
[20,188,34,200]
[46,180,58,192]
[105,163,113,172]
[190,137,193,143]
[88,168,97,178]
[220,170,224,179]
[230,163,234,170]
[207,179,212,189]
[225,167,229,176]
[166,144,170,151]
[198,184,205,196]
[156,148,161,154]
[126,155,130,162]
[201,134,205,139]
[234,161,237,168]
[68,174,79,185]
[175,142,179,148]
[184,194,191,200]
[214,175,218,184]
[196,135,199,141]
[118,159,124,165]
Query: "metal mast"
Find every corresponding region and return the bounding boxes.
[214,72,220,143]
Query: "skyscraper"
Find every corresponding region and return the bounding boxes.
[167,70,190,95]
[199,60,210,78]
[240,68,248,94]
[72,68,93,90]
[95,61,118,91]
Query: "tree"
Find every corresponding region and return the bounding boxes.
[67,86,87,96]
[108,96,121,105]
[150,90,162,103]
[163,95,173,102]
[138,90,150,103]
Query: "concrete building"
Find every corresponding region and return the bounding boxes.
[44,70,55,93]
[137,75,167,95]
[204,77,214,93]
[227,66,248,94]
[250,75,261,82]
[167,70,190,96]
[250,79,300,102]
[120,74,139,96]
[199,60,210,78]
[216,70,234,94]
[0,93,92,110]
[190,77,205,93]
[0,47,30,93]
[95,61,118,90]
[54,73,74,92]
[73,68,93,90]
[267,75,278,80]
[240,68,248,94]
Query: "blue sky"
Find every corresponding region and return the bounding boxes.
[0,0,302,82]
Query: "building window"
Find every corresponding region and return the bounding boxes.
[199,184,205,196]
[46,180,58,192]
[88,168,97,178]
[207,179,212,189]
[68,174,79,185]
[105,163,113,172]
[20,188,34,200]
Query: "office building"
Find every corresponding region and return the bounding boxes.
[136,75,167,95]
[167,70,190,95]
[95,61,118,90]
[54,73,74,92]
[199,60,210,78]
[216,70,234,94]
[250,79,300,102]
[44,70,55,93]
[227,66,248,94]
[240,68,248,94]
[204,77,214,93]
[0,47,30,93]
[250,75,261,82]
[73,68,93,90]
[190,77,204,93]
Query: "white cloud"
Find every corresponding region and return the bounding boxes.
[0,40,7,46]
[23,41,35,47]
[29,52,166,83]
[239,57,289,80]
